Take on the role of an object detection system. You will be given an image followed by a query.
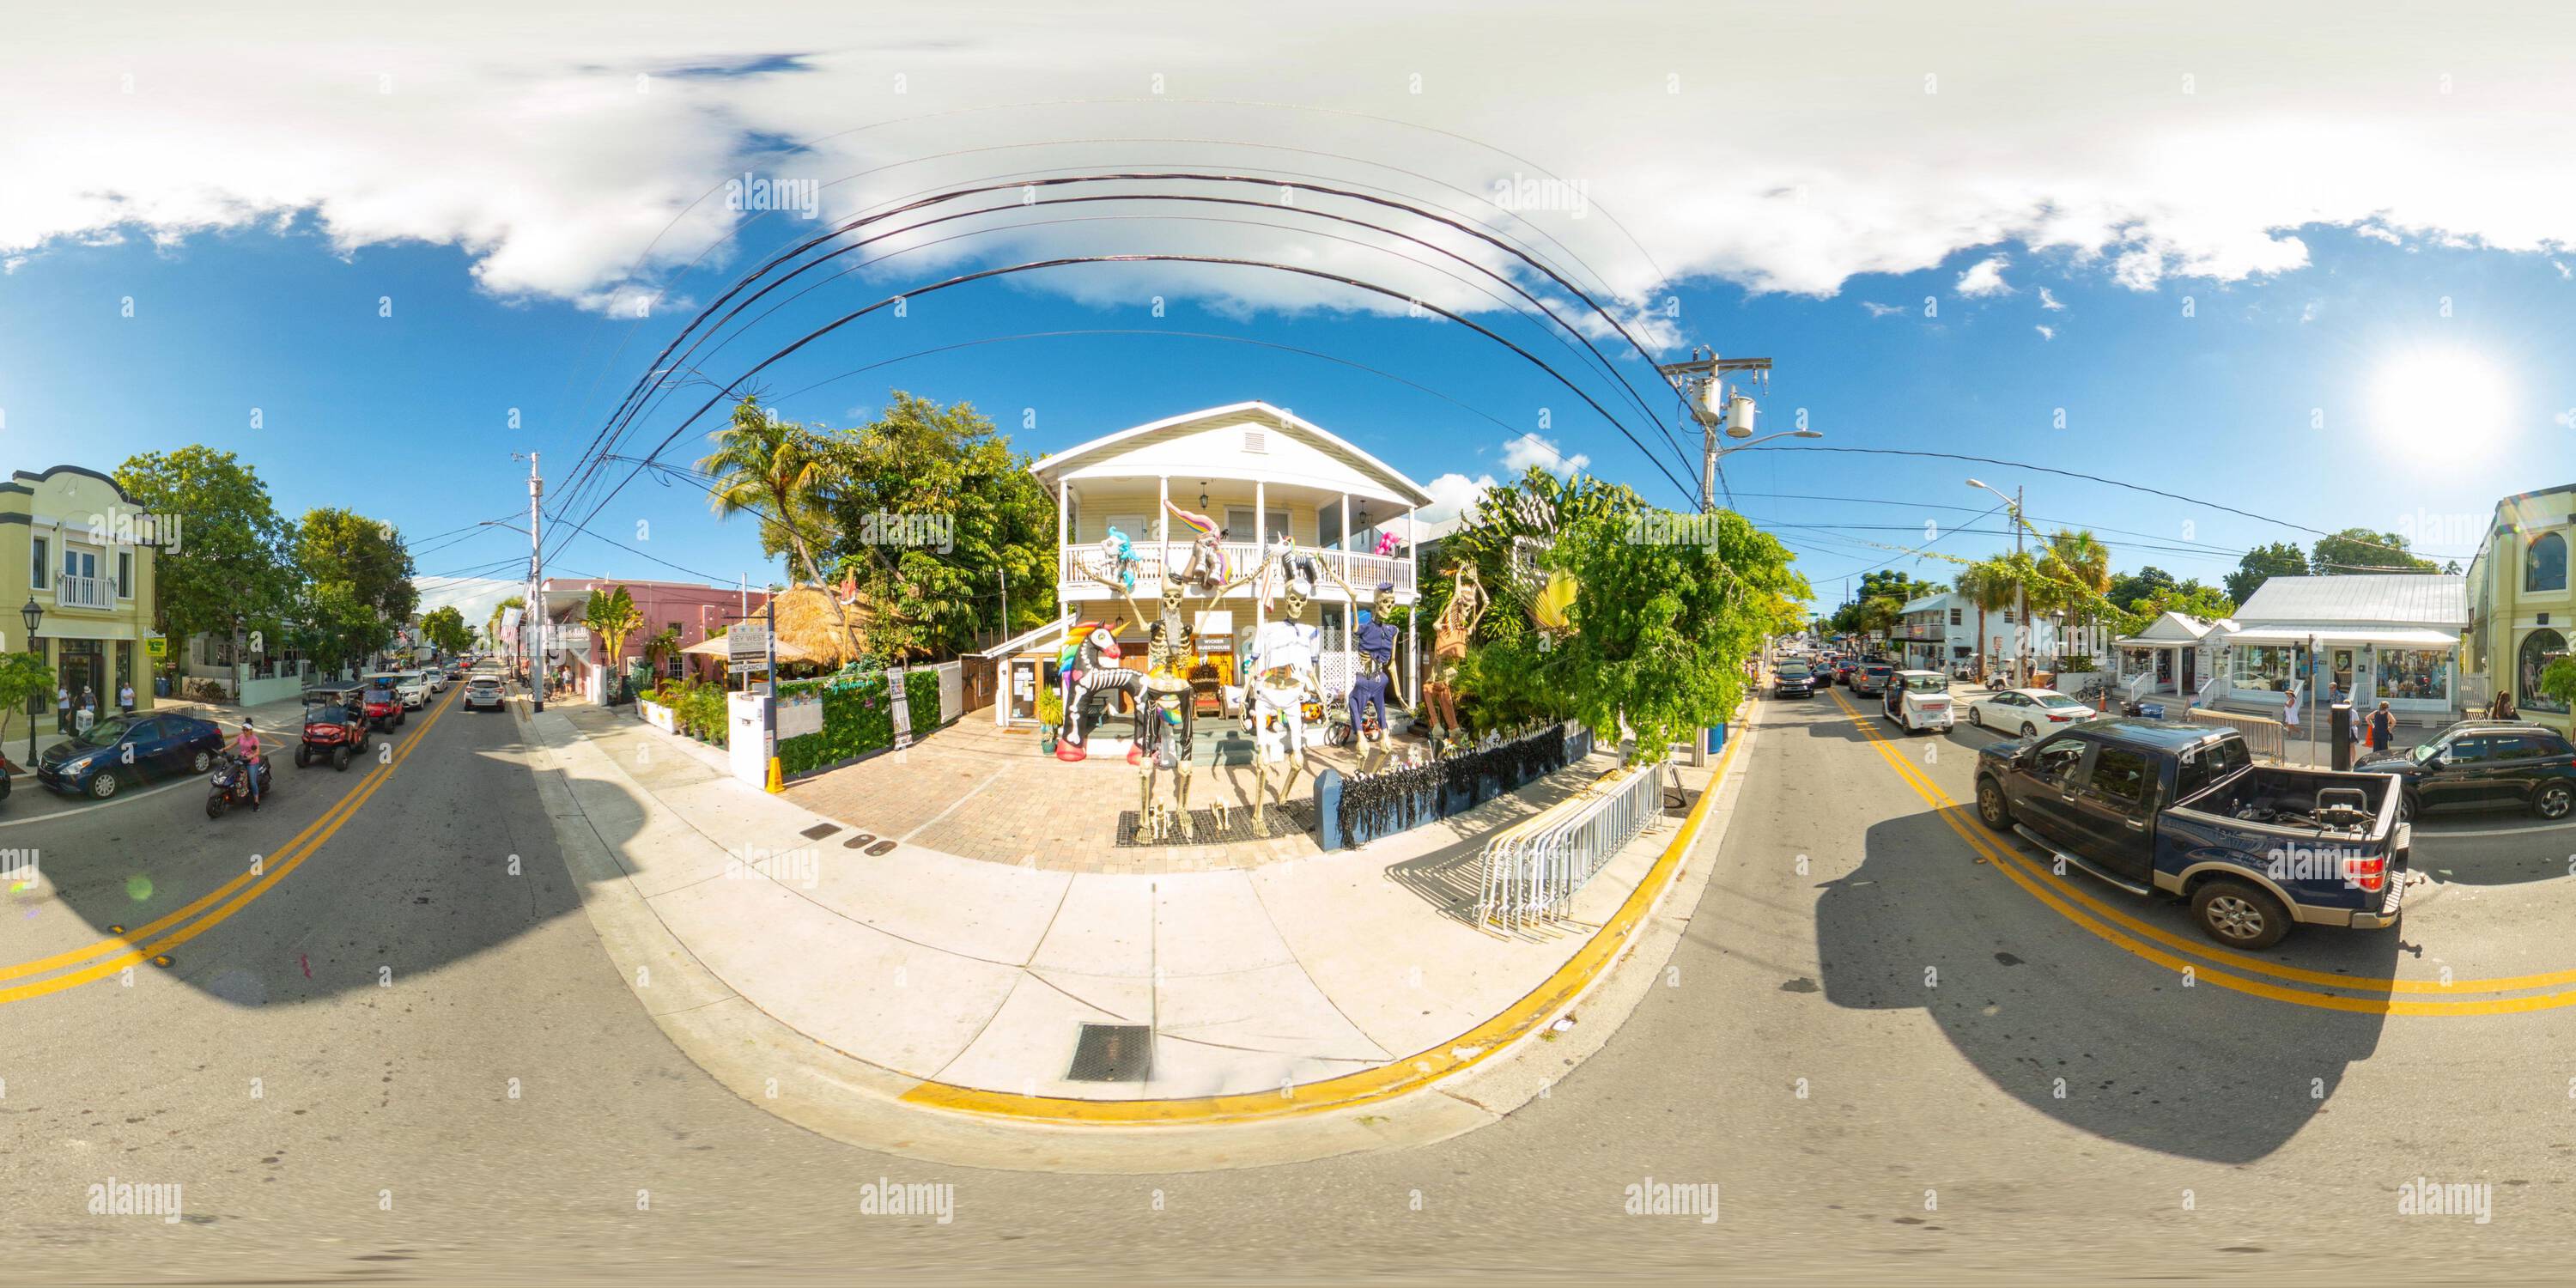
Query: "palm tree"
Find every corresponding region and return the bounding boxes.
[2038,529,2112,663]
[699,396,830,582]
[1955,561,2020,683]
[643,625,682,678]
[584,585,645,702]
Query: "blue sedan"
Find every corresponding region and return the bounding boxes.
[36,714,225,800]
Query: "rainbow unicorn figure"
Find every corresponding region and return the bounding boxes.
[1163,499,1230,592]
[1099,526,1136,592]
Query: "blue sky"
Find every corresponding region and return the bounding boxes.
[9,3,2576,614]
[3,216,2559,611]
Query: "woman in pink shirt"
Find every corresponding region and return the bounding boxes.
[233,720,263,811]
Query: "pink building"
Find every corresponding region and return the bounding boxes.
[537,577,774,699]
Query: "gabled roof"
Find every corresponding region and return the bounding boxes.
[2232,574,2467,628]
[1899,590,1957,615]
[2121,611,2231,643]
[1029,401,1435,507]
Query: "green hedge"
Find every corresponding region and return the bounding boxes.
[774,667,948,775]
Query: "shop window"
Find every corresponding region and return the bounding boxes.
[2520,629,2570,714]
[2529,532,2568,593]
[2379,648,2450,702]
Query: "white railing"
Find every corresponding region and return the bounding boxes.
[1476,766,1662,934]
[2123,671,2154,702]
[54,574,112,610]
[1058,540,1415,598]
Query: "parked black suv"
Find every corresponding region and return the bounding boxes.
[2357,720,2576,821]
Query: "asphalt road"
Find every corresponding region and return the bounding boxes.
[7,671,2576,1285]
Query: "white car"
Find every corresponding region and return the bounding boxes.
[394,671,428,708]
[1966,687,2099,738]
[416,666,446,695]
[462,676,504,712]
[1880,669,1956,734]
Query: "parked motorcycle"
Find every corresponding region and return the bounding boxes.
[205,750,272,819]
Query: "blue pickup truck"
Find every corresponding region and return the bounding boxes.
[1974,720,2409,949]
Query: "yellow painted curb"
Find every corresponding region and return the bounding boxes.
[897,729,1745,1125]
[1823,687,2576,1015]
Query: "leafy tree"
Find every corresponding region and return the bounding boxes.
[418,606,472,655]
[2542,657,2576,713]
[1462,505,1807,763]
[643,626,683,676]
[2311,527,2437,574]
[112,447,295,680]
[0,652,56,763]
[2225,542,2310,605]
[2107,566,2178,611]
[1419,466,1648,634]
[295,508,417,624]
[289,580,386,672]
[2138,582,2236,622]
[808,391,1060,659]
[1856,569,1945,605]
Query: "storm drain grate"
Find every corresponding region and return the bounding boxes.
[1066,1023,1154,1082]
[800,823,842,840]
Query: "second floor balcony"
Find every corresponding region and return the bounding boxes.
[54,574,114,611]
[1058,539,1416,605]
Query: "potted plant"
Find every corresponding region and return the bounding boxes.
[1036,688,1065,754]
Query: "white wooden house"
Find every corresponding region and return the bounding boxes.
[1028,402,1437,708]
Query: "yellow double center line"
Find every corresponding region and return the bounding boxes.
[0,688,461,1005]
[1819,686,2576,1016]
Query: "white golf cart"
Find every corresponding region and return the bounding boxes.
[1881,669,1955,734]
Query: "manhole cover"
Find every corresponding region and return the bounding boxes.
[800,823,842,840]
[1066,1023,1153,1082]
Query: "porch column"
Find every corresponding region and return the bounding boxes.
[1254,479,1267,643]
[1157,474,1170,559]
[1339,490,1353,673]
[1055,478,1068,587]
[1406,507,1419,711]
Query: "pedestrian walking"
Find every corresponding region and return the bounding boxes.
[55,683,69,733]
[117,680,136,717]
[2281,684,2301,734]
[2367,701,2394,753]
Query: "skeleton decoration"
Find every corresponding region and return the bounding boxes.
[1243,544,1326,827]
[1079,544,1261,836]
[1319,562,1405,774]
[1423,564,1485,756]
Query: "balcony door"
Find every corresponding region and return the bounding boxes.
[1224,507,1290,545]
[60,545,108,610]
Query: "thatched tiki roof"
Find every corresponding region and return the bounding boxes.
[769,584,876,668]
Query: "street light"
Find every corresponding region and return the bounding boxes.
[19,597,41,775]
[1965,477,2030,688]
[1711,428,1823,462]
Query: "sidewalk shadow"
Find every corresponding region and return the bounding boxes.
[1380,756,1650,927]
[1813,809,2395,1164]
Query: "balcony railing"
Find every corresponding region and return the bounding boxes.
[54,574,112,611]
[1058,541,1415,598]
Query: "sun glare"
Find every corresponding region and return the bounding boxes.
[2372,347,2512,461]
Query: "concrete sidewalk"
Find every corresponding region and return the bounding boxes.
[525,696,1727,1112]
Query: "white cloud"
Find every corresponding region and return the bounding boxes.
[1501,432,1588,475]
[2034,324,2055,340]
[2557,260,2572,279]
[4,3,2575,325]
[2300,301,2318,322]
[1955,255,2013,297]
[1418,471,1498,527]
[1861,301,1906,318]
[2037,286,2065,310]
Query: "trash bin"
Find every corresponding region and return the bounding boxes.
[155,675,171,698]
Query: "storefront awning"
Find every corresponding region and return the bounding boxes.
[2220,626,2459,648]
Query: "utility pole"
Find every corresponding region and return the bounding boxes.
[2014,484,2028,688]
[1656,349,1774,512]
[517,452,544,714]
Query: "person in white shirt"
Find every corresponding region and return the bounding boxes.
[118,682,136,716]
